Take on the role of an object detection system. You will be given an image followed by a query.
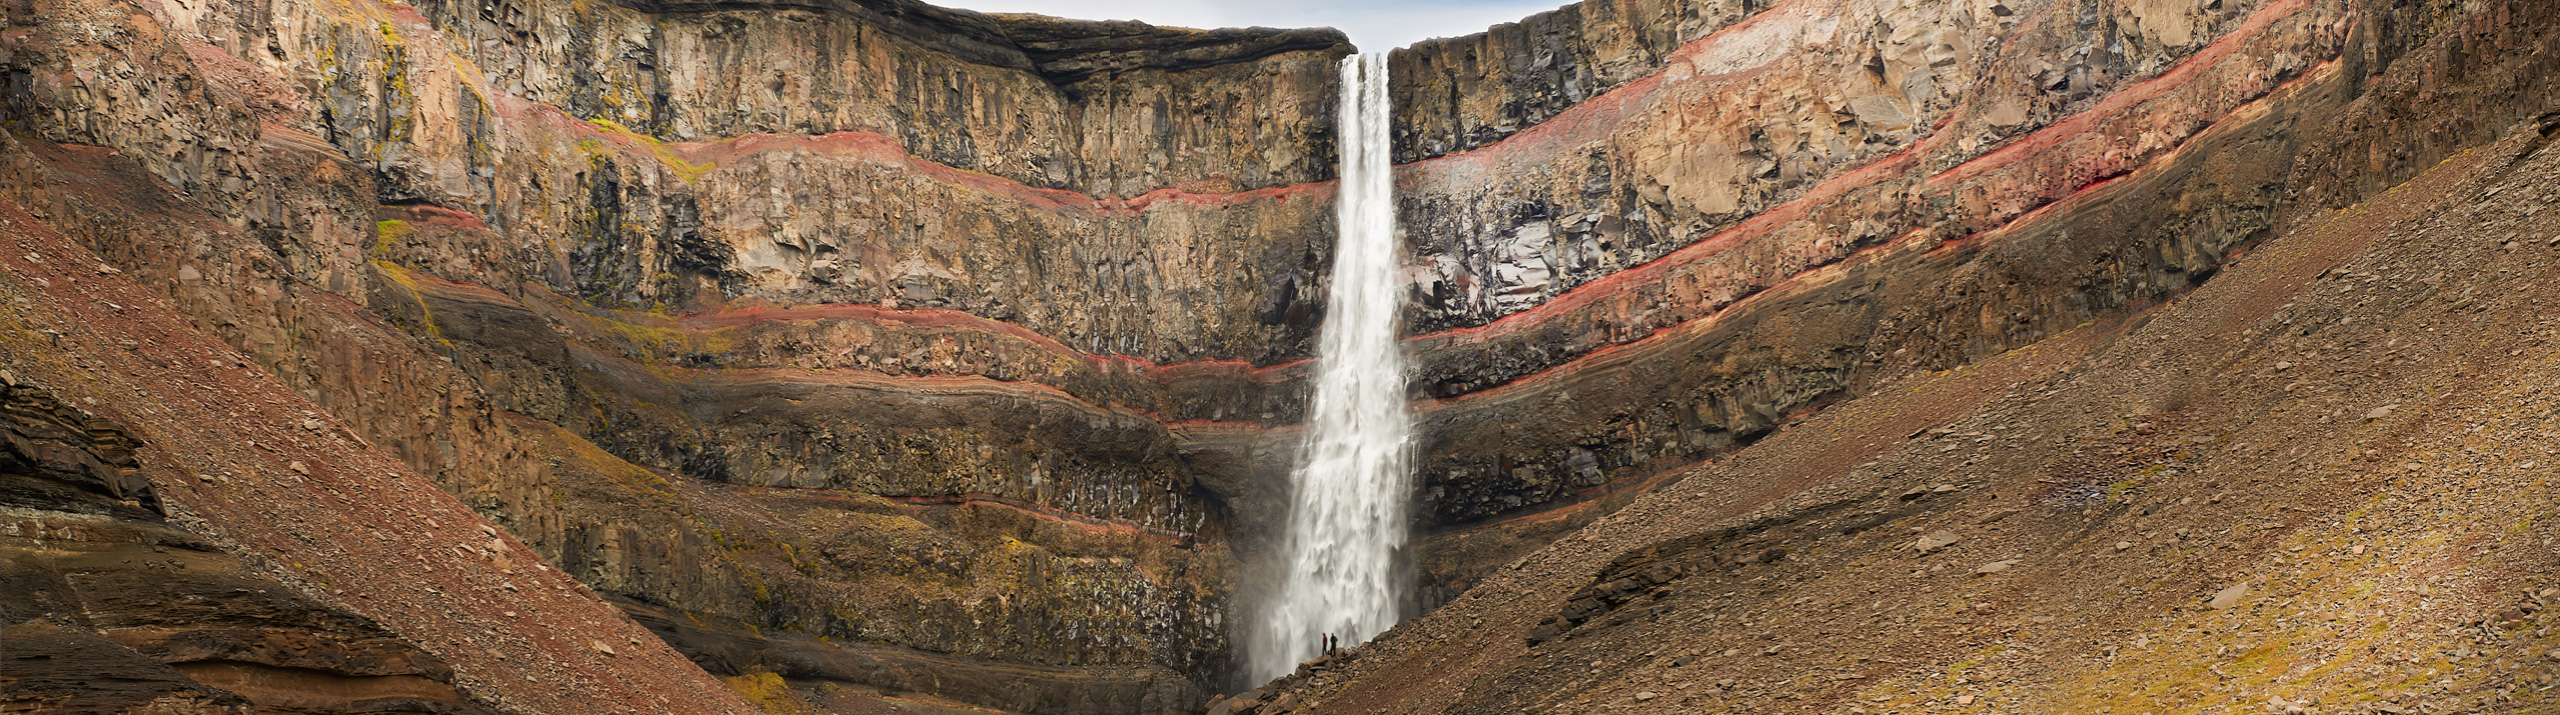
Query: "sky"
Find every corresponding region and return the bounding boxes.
[942,0,1569,52]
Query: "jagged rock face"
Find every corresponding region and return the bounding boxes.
[1378,0,2560,609]
[3,0,1339,708]
[0,380,497,715]
[1245,97,2560,715]
[10,0,1344,360]
[0,124,766,714]
[10,0,2558,708]
[1389,0,1753,163]
[1394,0,2323,335]
[410,0,1345,196]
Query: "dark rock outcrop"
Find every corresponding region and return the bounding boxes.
[1381,0,2560,610]
[8,0,2557,709]
[0,380,496,715]
[1389,0,1753,163]
[2,0,1334,705]
[1248,102,2560,715]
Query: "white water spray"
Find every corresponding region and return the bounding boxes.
[1251,54,1411,682]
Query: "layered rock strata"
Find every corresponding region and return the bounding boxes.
[3,0,1348,707]
[1378,0,2560,608]
[8,0,2554,707]
[0,379,498,715]
[1240,101,2560,715]
[0,174,758,713]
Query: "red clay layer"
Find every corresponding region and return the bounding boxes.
[420,24,2330,427]
[1925,0,2317,188]
[1408,0,2321,353]
[1399,0,1840,177]
[1416,51,2348,416]
[479,90,1340,217]
[1403,48,2360,541]
[411,0,2321,420]
[1932,56,2345,254]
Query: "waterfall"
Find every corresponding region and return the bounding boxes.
[1250,53,1411,682]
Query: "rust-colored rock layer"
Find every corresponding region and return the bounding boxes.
[3,0,2555,709]
[1383,0,2560,608]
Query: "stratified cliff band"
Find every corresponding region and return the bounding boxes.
[3,0,2557,712]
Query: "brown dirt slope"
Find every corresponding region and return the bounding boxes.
[0,113,1220,715]
[0,133,759,713]
[1246,106,2560,715]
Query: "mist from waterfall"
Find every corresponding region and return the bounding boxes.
[1249,53,1412,683]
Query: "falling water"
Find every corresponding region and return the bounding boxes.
[1250,53,1411,682]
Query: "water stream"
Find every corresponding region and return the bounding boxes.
[1250,53,1412,683]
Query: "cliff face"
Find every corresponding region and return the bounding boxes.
[0,152,755,714]
[4,0,2557,711]
[1255,114,2560,714]
[1,378,496,715]
[1378,0,2560,611]
[1242,0,2560,710]
[2,0,1344,709]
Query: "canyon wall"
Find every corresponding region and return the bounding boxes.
[6,0,2557,710]
[0,377,497,715]
[1,0,1348,708]
[1234,0,2560,704]
[1377,0,2560,610]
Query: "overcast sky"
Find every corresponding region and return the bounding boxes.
[943,0,1568,51]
